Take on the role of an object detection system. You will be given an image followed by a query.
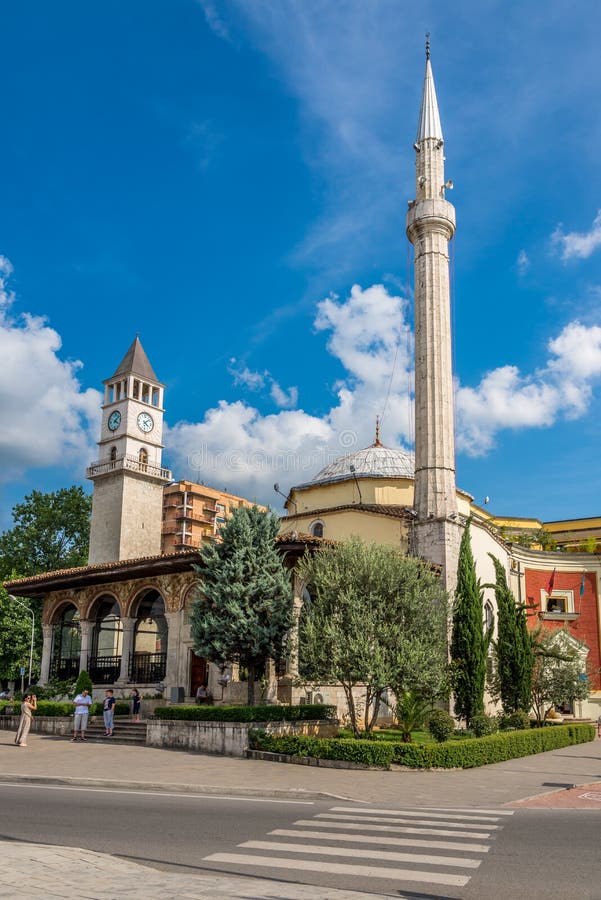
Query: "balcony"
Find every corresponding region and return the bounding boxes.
[87,454,172,482]
[51,657,80,681]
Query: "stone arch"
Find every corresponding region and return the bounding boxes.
[81,590,122,622]
[50,601,81,681]
[129,587,168,684]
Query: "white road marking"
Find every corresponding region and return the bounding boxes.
[203,853,471,887]
[330,806,503,822]
[316,811,499,830]
[423,806,515,816]
[293,819,492,839]
[270,827,491,853]
[0,782,313,804]
[239,839,482,868]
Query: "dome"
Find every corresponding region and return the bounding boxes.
[297,443,415,489]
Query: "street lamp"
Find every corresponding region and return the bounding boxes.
[9,595,35,693]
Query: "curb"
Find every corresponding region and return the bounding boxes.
[507,778,601,807]
[0,773,363,803]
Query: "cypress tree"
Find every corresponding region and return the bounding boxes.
[190,506,294,705]
[451,519,486,726]
[489,555,534,713]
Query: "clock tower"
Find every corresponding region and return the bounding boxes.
[87,337,172,564]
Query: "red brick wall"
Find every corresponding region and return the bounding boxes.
[524,569,600,690]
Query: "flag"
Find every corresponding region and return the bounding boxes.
[580,572,586,597]
[546,569,556,595]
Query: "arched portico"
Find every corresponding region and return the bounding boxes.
[88,594,123,684]
[128,588,168,683]
[50,603,81,681]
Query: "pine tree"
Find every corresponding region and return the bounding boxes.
[490,555,534,713]
[451,519,486,726]
[190,506,294,705]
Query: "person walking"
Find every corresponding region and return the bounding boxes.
[131,689,141,723]
[15,694,37,747]
[71,688,92,742]
[103,689,116,736]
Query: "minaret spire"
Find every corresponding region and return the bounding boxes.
[406,43,460,591]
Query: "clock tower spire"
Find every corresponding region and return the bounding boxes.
[87,337,171,564]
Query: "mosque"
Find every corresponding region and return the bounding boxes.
[6,47,601,720]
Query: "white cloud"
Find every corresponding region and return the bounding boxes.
[168,283,415,502]
[516,249,530,274]
[169,283,601,496]
[270,382,298,409]
[229,360,266,391]
[196,0,232,42]
[552,210,601,261]
[456,320,601,455]
[0,259,101,479]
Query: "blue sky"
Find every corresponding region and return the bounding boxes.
[2,0,601,527]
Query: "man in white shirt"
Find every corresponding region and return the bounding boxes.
[72,689,92,742]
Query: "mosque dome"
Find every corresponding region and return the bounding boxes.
[307,442,415,488]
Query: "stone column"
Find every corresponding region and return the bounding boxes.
[38,624,54,685]
[116,617,136,684]
[79,620,93,674]
[163,611,181,696]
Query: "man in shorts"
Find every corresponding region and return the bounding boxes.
[72,688,92,742]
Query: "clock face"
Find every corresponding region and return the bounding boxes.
[108,410,122,432]
[137,411,154,433]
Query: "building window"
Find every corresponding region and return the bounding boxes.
[547,596,567,614]
[484,601,494,632]
[141,383,150,404]
[110,446,117,462]
[310,521,324,538]
[133,380,140,399]
[139,448,148,469]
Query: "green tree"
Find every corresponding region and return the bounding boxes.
[0,585,35,681]
[489,555,534,713]
[395,690,433,743]
[0,486,92,580]
[297,538,449,738]
[529,628,589,725]
[73,670,93,695]
[451,520,488,726]
[190,506,294,705]
[0,486,92,681]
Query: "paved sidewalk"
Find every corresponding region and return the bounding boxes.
[0,840,396,899]
[0,729,600,807]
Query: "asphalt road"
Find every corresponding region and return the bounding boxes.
[1,782,600,898]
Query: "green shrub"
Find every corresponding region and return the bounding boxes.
[249,723,594,769]
[470,714,498,737]
[32,680,76,701]
[73,671,93,695]
[153,703,336,722]
[499,710,530,731]
[249,731,394,768]
[428,709,455,742]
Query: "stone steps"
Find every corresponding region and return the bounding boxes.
[81,720,148,746]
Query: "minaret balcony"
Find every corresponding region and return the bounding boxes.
[406,197,456,240]
[87,453,172,482]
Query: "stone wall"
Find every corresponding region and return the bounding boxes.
[146,718,338,757]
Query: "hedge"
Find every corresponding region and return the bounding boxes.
[248,723,594,770]
[153,703,337,722]
[250,730,395,767]
[0,700,130,717]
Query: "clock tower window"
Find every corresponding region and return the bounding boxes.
[110,447,117,462]
[139,448,148,470]
[141,383,150,404]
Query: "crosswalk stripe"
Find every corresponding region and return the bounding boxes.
[316,812,499,831]
[239,839,483,868]
[423,807,515,816]
[330,806,503,823]
[270,827,491,853]
[270,828,491,853]
[293,819,492,839]
[203,853,471,887]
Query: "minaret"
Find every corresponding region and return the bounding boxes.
[406,39,461,590]
[87,337,172,564]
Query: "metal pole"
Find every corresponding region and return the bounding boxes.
[8,596,35,689]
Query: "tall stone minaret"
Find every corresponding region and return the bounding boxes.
[406,39,461,591]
